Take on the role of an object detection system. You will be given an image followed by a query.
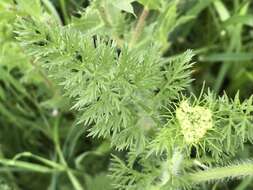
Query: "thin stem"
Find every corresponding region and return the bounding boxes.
[53,117,66,165]
[67,171,84,190]
[214,63,230,93]
[59,0,69,24]
[97,6,112,28]
[97,6,123,47]
[187,163,253,183]
[30,59,56,95]
[129,7,149,48]
[235,177,252,190]
[53,117,84,190]
[0,158,55,173]
[41,0,62,25]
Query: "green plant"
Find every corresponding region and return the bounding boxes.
[178,0,253,98]
[0,0,253,190]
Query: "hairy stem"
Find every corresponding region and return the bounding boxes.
[130,7,149,47]
[97,6,112,28]
[187,163,253,183]
[97,6,123,47]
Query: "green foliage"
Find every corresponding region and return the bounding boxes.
[112,0,135,15]
[16,16,194,152]
[138,0,162,10]
[0,0,253,190]
[16,0,42,18]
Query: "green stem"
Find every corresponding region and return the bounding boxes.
[59,0,69,24]
[235,177,252,190]
[187,163,253,183]
[129,7,149,48]
[0,158,55,173]
[67,171,84,190]
[97,6,112,28]
[41,0,62,24]
[53,117,84,190]
[214,63,230,93]
[97,6,123,47]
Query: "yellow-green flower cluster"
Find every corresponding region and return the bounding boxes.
[176,101,213,144]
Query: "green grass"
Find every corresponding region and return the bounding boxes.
[0,0,253,190]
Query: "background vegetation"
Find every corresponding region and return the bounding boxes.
[0,0,253,189]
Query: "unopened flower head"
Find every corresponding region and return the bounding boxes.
[176,101,213,144]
